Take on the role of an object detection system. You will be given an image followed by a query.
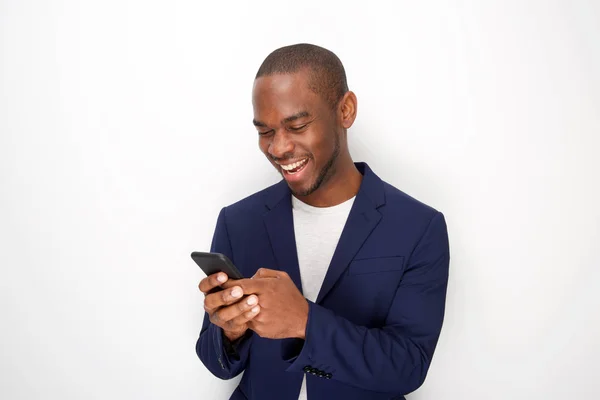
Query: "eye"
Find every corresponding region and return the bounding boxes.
[288,124,308,132]
[258,129,274,136]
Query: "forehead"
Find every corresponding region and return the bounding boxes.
[252,71,323,121]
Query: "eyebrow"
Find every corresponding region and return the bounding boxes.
[282,111,310,124]
[253,111,311,128]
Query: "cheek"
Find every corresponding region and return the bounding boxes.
[258,137,269,154]
[308,129,336,159]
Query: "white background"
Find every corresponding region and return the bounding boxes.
[1,1,599,399]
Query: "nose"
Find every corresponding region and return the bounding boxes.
[268,130,294,160]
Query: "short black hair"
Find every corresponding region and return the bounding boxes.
[255,43,349,110]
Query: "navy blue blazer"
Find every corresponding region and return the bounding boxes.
[197,162,450,400]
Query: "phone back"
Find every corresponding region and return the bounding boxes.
[191,251,244,280]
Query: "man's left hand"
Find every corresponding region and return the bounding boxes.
[222,268,308,339]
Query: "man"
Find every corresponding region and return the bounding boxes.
[196,43,450,400]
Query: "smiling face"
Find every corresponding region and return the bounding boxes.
[252,69,343,197]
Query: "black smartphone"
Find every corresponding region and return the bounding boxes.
[191,251,244,284]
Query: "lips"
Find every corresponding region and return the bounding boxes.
[276,157,310,183]
[278,158,309,173]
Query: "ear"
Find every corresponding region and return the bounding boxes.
[339,91,358,129]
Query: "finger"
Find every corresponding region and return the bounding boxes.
[253,268,281,278]
[246,317,265,335]
[229,305,261,327]
[204,285,244,311]
[249,310,265,324]
[199,272,229,294]
[223,278,267,295]
[212,295,259,324]
[220,278,244,290]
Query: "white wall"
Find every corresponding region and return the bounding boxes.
[1,1,599,399]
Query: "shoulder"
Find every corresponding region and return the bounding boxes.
[359,162,441,223]
[219,180,283,220]
[376,178,448,257]
[383,180,438,214]
[378,178,443,231]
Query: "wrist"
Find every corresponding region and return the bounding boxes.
[296,299,309,339]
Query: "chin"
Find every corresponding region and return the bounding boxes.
[289,180,318,197]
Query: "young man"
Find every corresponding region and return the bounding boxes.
[197,43,450,400]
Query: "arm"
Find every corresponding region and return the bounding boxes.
[284,212,450,395]
[196,207,254,379]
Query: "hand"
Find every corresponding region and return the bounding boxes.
[223,268,308,339]
[199,272,261,341]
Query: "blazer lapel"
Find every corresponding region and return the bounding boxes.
[315,196,381,303]
[262,182,303,293]
[316,162,385,304]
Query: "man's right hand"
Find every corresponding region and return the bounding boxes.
[199,272,261,342]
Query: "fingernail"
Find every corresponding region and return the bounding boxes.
[231,287,242,298]
[251,306,259,313]
[217,274,227,283]
[247,296,257,305]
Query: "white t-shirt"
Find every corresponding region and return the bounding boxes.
[292,194,355,400]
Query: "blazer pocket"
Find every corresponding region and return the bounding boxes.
[348,256,405,275]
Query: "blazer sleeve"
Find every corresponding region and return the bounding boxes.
[196,207,254,379]
[283,211,450,395]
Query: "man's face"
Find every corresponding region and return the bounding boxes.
[252,70,341,197]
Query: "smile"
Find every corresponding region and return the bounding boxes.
[278,158,309,174]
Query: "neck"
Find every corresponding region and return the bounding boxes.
[294,155,362,207]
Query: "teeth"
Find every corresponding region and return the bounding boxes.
[280,158,308,171]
